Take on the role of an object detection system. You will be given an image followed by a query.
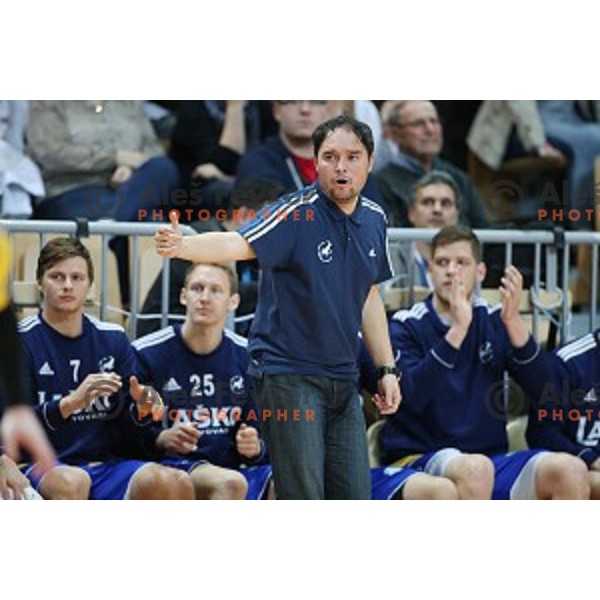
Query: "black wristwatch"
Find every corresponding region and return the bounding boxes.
[377,365,401,380]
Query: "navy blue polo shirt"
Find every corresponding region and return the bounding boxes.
[238,184,393,379]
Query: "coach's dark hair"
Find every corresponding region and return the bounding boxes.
[36,237,94,284]
[312,115,374,158]
[431,225,482,263]
[409,170,462,211]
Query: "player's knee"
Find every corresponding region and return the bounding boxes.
[539,453,590,499]
[130,464,192,499]
[428,478,459,500]
[174,470,194,499]
[454,454,494,498]
[589,472,600,500]
[408,473,459,500]
[402,474,458,500]
[40,467,91,500]
[219,471,248,500]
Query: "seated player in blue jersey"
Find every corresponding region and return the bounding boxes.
[358,344,459,500]
[133,262,271,500]
[374,225,589,499]
[525,330,600,499]
[19,237,194,500]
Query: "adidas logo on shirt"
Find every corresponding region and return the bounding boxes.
[38,362,55,376]
[163,377,182,392]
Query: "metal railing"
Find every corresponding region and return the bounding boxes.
[4,220,600,343]
[1,220,197,338]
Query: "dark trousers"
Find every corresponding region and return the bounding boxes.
[253,374,371,500]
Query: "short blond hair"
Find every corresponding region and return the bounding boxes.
[183,263,239,295]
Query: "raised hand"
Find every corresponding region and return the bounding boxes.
[499,266,529,348]
[500,265,523,324]
[155,210,183,258]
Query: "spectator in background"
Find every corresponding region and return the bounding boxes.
[0,101,44,218]
[169,101,262,218]
[376,100,489,228]
[375,101,402,173]
[389,170,461,289]
[234,100,341,192]
[27,101,180,303]
[467,100,566,171]
[234,100,384,207]
[143,101,179,143]
[28,101,179,222]
[468,100,599,224]
[539,101,600,218]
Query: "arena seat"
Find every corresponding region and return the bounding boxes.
[507,415,529,452]
[9,232,41,280]
[367,420,385,468]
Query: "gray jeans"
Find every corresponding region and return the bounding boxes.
[252,374,371,500]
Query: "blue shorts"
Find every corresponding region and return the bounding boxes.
[370,466,420,500]
[24,460,150,500]
[402,448,548,500]
[491,449,548,500]
[241,465,273,500]
[160,458,273,500]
